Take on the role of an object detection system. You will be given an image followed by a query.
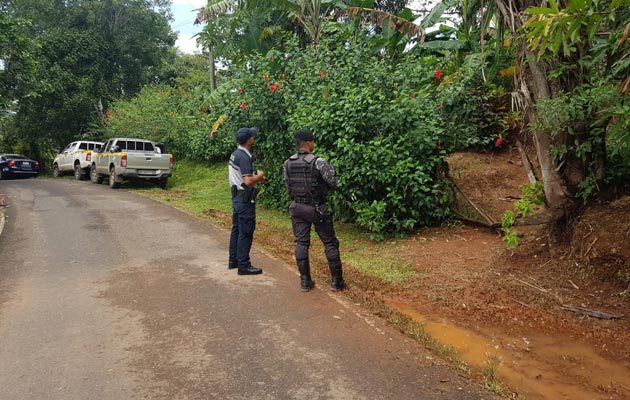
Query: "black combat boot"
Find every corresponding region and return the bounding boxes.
[328,261,346,291]
[297,259,315,292]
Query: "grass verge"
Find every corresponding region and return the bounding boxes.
[129,159,419,285]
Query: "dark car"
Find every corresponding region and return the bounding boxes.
[0,154,40,180]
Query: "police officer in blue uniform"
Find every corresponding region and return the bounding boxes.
[282,130,346,291]
[228,127,265,275]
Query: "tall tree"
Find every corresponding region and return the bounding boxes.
[4,0,176,157]
[0,13,37,111]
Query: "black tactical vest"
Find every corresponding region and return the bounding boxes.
[285,153,327,204]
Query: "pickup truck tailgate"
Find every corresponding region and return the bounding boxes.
[127,152,170,173]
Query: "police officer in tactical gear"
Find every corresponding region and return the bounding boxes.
[228,127,265,275]
[282,129,346,292]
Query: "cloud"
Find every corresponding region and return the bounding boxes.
[171,1,204,53]
[176,34,202,54]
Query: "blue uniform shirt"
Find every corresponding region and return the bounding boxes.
[229,146,254,191]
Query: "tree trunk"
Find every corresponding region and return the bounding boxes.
[525,53,572,210]
[494,1,574,213]
[208,47,216,90]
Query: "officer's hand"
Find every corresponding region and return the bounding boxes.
[256,170,266,182]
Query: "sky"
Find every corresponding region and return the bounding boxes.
[170,0,206,54]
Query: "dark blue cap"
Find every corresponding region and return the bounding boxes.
[294,129,314,141]
[236,127,257,144]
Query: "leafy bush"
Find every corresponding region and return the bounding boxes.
[104,27,460,236]
[534,82,630,202]
[272,33,451,235]
[437,53,513,151]
[104,84,216,159]
[501,182,545,248]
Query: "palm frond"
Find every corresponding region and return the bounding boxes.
[260,25,285,40]
[344,7,424,41]
[204,79,243,106]
[195,0,240,24]
[415,0,458,29]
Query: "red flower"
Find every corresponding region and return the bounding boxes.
[319,69,325,78]
[495,137,504,147]
[240,102,247,110]
[269,82,280,92]
[263,75,269,82]
[236,87,243,93]
[434,69,443,80]
[409,93,417,99]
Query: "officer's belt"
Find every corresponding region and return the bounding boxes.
[231,185,246,198]
[293,197,324,205]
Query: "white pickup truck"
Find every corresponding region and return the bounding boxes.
[90,138,173,189]
[52,141,103,180]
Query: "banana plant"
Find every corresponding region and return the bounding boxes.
[195,0,347,46]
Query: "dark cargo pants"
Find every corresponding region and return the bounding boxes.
[229,197,256,268]
[289,202,340,264]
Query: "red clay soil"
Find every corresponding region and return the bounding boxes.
[380,150,630,399]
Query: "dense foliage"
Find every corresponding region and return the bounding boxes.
[0,0,176,166]
[106,28,454,236]
[524,0,630,202]
[3,0,629,239]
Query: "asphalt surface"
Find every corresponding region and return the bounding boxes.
[0,179,494,400]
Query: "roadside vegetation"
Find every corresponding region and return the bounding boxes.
[4,0,629,240]
[3,0,630,397]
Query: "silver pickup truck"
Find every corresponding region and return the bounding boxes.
[90,138,173,189]
[52,140,103,180]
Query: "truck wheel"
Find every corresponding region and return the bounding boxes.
[109,167,120,189]
[53,164,62,178]
[158,177,168,189]
[74,163,83,180]
[91,164,104,184]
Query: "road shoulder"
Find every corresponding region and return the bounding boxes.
[0,193,5,238]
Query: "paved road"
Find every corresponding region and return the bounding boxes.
[0,179,493,400]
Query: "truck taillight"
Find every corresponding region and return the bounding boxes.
[34,161,39,169]
[169,155,174,169]
[86,152,91,162]
[121,154,127,167]
[8,160,15,167]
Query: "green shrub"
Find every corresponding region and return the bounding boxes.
[105,27,458,236]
